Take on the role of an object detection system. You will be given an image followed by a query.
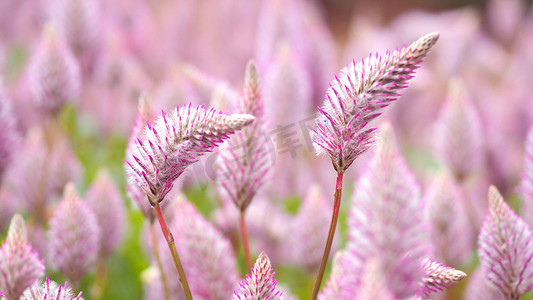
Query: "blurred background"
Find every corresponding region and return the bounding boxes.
[1,0,533,299]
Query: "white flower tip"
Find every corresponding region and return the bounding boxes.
[488,185,504,211]
[376,121,396,152]
[63,182,79,201]
[7,214,27,243]
[419,32,440,49]
[245,60,258,82]
[231,113,255,128]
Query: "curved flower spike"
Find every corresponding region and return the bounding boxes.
[0,214,44,300]
[478,185,533,299]
[419,258,467,297]
[311,32,439,173]
[23,277,83,300]
[126,104,254,205]
[232,251,283,300]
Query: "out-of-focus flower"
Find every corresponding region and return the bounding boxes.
[5,128,81,219]
[346,123,427,297]
[50,0,101,75]
[23,277,83,300]
[478,185,533,299]
[519,126,533,226]
[287,184,334,271]
[170,199,239,299]
[0,82,19,182]
[47,183,100,284]
[355,258,396,300]
[486,0,525,43]
[425,170,473,265]
[463,266,505,300]
[232,251,283,300]
[126,104,254,205]
[85,170,126,258]
[419,258,466,297]
[0,214,45,300]
[0,186,18,231]
[311,32,439,173]
[217,61,272,211]
[28,24,81,115]
[434,79,484,181]
[319,252,354,300]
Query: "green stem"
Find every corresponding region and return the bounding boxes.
[311,172,344,300]
[149,222,171,300]
[153,203,193,300]
[239,210,252,271]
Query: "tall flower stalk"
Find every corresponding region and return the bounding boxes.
[126,104,254,300]
[309,32,439,298]
[216,60,271,270]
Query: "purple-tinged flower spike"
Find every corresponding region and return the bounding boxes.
[126,103,255,205]
[217,60,272,212]
[425,170,473,265]
[463,266,505,300]
[519,126,533,226]
[85,170,126,259]
[232,251,283,300]
[478,185,533,299]
[23,277,83,300]
[434,79,484,181]
[28,24,81,115]
[0,82,19,183]
[288,184,335,272]
[355,259,396,300]
[319,252,355,300]
[170,199,239,299]
[48,183,100,284]
[419,258,466,297]
[311,32,439,173]
[51,0,101,75]
[346,122,428,298]
[0,214,45,300]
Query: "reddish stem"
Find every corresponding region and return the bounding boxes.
[239,210,253,271]
[154,202,193,300]
[311,172,344,300]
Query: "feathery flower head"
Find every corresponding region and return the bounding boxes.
[434,79,483,181]
[126,103,254,205]
[0,214,45,300]
[217,61,272,211]
[463,266,505,300]
[23,277,83,300]
[419,258,467,297]
[425,169,473,265]
[48,183,100,284]
[478,185,533,299]
[170,199,239,299]
[85,170,126,258]
[355,258,396,300]
[519,126,533,225]
[232,251,283,300]
[319,251,356,300]
[311,32,439,173]
[347,122,427,297]
[28,24,81,115]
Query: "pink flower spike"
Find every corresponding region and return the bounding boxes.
[434,79,484,181]
[216,61,272,211]
[23,277,83,300]
[126,103,254,205]
[0,214,45,300]
[0,82,19,183]
[311,32,439,173]
[85,169,126,258]
[346,122,427,298]
[478,185,533,298]
[419,258,467,297]
[28,24,81,115]
[47,183,100,284]
[232,251,283,300]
